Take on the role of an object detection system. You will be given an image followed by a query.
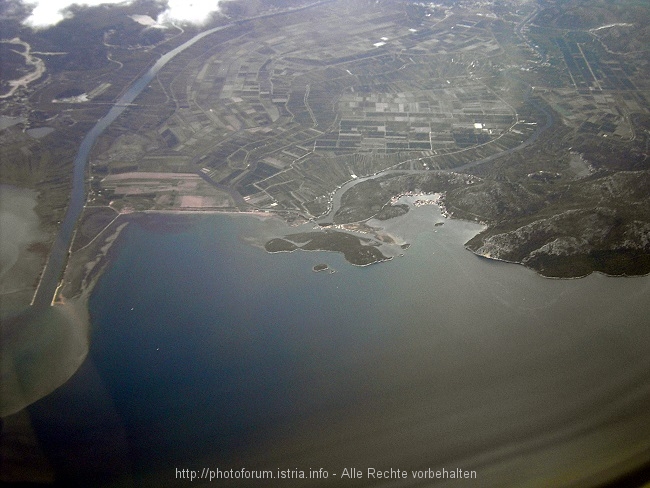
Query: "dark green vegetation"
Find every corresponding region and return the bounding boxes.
[265,238,298,252]
[313,263,330,272]
[333,172,475,224]
[1,0,649,280]
[265,231,390,266]
[374,203,410,221]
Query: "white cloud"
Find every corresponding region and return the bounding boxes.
[157,0,224,25]
[20,0,225,29]
[22,0,132,28]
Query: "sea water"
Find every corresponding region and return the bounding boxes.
[29,210,650,486]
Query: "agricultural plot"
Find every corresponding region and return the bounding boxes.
[84,0,649,227]
[525,21,649,144]
[1,0,648,284]
[325,82,514,152]
[90,0,535,217]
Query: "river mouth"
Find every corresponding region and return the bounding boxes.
[0,187,90,418]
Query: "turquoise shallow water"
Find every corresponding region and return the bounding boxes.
[31,210,650,486]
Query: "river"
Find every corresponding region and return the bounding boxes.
[29,2,336,309]
[31,23,235,308]
[3,0,335,420]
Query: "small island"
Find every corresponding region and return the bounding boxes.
[313,263,329,272]
[265,230,391,266]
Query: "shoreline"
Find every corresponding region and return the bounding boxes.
[142,206,650,280]
[52,203,650,313]
[4,204,647,417]
[265,244,394,267]
[465,245,650,280]
[57,217,130,303]
[57,208,287,302]
[0,217,131,416]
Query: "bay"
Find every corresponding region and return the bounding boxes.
[32,208,650,486]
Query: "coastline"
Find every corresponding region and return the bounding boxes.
[57,207,294,300]
[5,204,650,486]
[58,193,649,290]
[265,242,394,267]
[56,218,130,303]
[79,201,650,488]
[4,200,644,417]
[58,207,296,301]
[465,244,650,280]
[0,216,127,417]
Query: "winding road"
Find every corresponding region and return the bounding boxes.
[318,94,555,223]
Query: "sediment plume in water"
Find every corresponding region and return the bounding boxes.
[1,301,89,417]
